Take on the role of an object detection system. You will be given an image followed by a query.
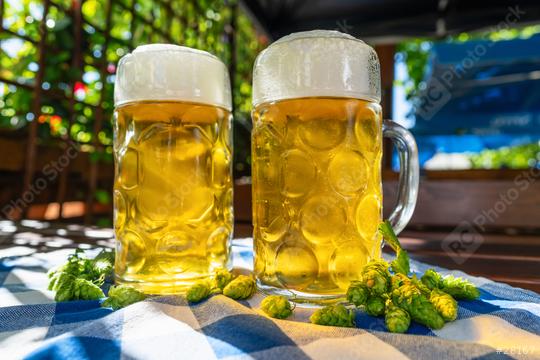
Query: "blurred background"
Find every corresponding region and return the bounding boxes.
[1,0,539,289]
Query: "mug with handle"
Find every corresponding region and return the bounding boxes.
[251,30,419,304]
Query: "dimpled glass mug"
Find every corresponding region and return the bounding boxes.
[113,45,233,294]
[251,31,419,304]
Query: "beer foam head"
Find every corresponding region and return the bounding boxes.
[252,30,381,107]
[115,44,232,110]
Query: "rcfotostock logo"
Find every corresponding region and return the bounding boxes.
[442,221,484,265]
[415,77,452,120]
[415,5,525,120]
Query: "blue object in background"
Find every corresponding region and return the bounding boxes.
[408,34,540,168]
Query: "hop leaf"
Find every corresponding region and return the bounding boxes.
[391,250,410,276]
[310,304,355,328]
[392,283,445,329]
[213,268,235,290]
[361,260,390,295]
[223,275,256,300]
[346,281,370,307]
[440,275,480,300]
[385,299,411,333]
[260,295,293,319]
[186,280,213,303]
[379,221,410,275]
[421,269,443,290]
[102,285,145,310]
[430,288,458,322]
[365,296,386,316]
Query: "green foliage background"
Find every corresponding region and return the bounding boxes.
[0,0,263,177]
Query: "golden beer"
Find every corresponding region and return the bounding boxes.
[113,45,233,294]
[253,97,382,295]
[251,30,418,303]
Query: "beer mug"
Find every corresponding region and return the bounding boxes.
[251,31,419,303]
[113,44,233,294]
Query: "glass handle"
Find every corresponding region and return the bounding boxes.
[382,119,419,234]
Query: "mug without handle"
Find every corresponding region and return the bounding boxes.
[382,119,419,234]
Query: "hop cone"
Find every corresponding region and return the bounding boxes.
[102,285,145,310]
[365,296,386,316]
[391,273,411,291]
[92,249,115,282]
[346,281,369,307]
[72,278,105,300]
[440,275,480,300]
[410,275,432,297]
[310,304,355,328]
[223,275,256,300]
[49,271,73,292]
[385,299,411,333]
[421,269,442,290]
[213,268,234,290]
[361,260,390,295]
[186,280,213,303]
[430,288,458,322]
[54,273,76,302]
[392,283,445,329]
[260,295,293,319]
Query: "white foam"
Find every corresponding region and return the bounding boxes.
[252,30,381,107]
[114,44,232,110]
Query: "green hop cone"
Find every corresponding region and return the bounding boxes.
[310,304,355,328]
[391,273,411,291]
[53,273,76,302]
[346,281,370,307]
[365,296,386,316]
[410,275,432,297]
[440,275,480,300]
[72,278,105,300]
[186,280,213,303]
[223,275,256,300]
[430,288,458,322]
[361,260,390,295]
[213,268,235,290]
[52,273,105,302]
[421,269,443,290]
[92,249,115,280]
[385,299,411,333]
[102,285,146,310]
[49,271,71,291]
[260,295,293,319]
[392,283,445,329]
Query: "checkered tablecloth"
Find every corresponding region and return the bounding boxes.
[1,236,539,360]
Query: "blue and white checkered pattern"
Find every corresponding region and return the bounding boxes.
[0,238,539,360]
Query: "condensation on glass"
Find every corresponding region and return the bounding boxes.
[113,44,233,294]
[251,31,419,304]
